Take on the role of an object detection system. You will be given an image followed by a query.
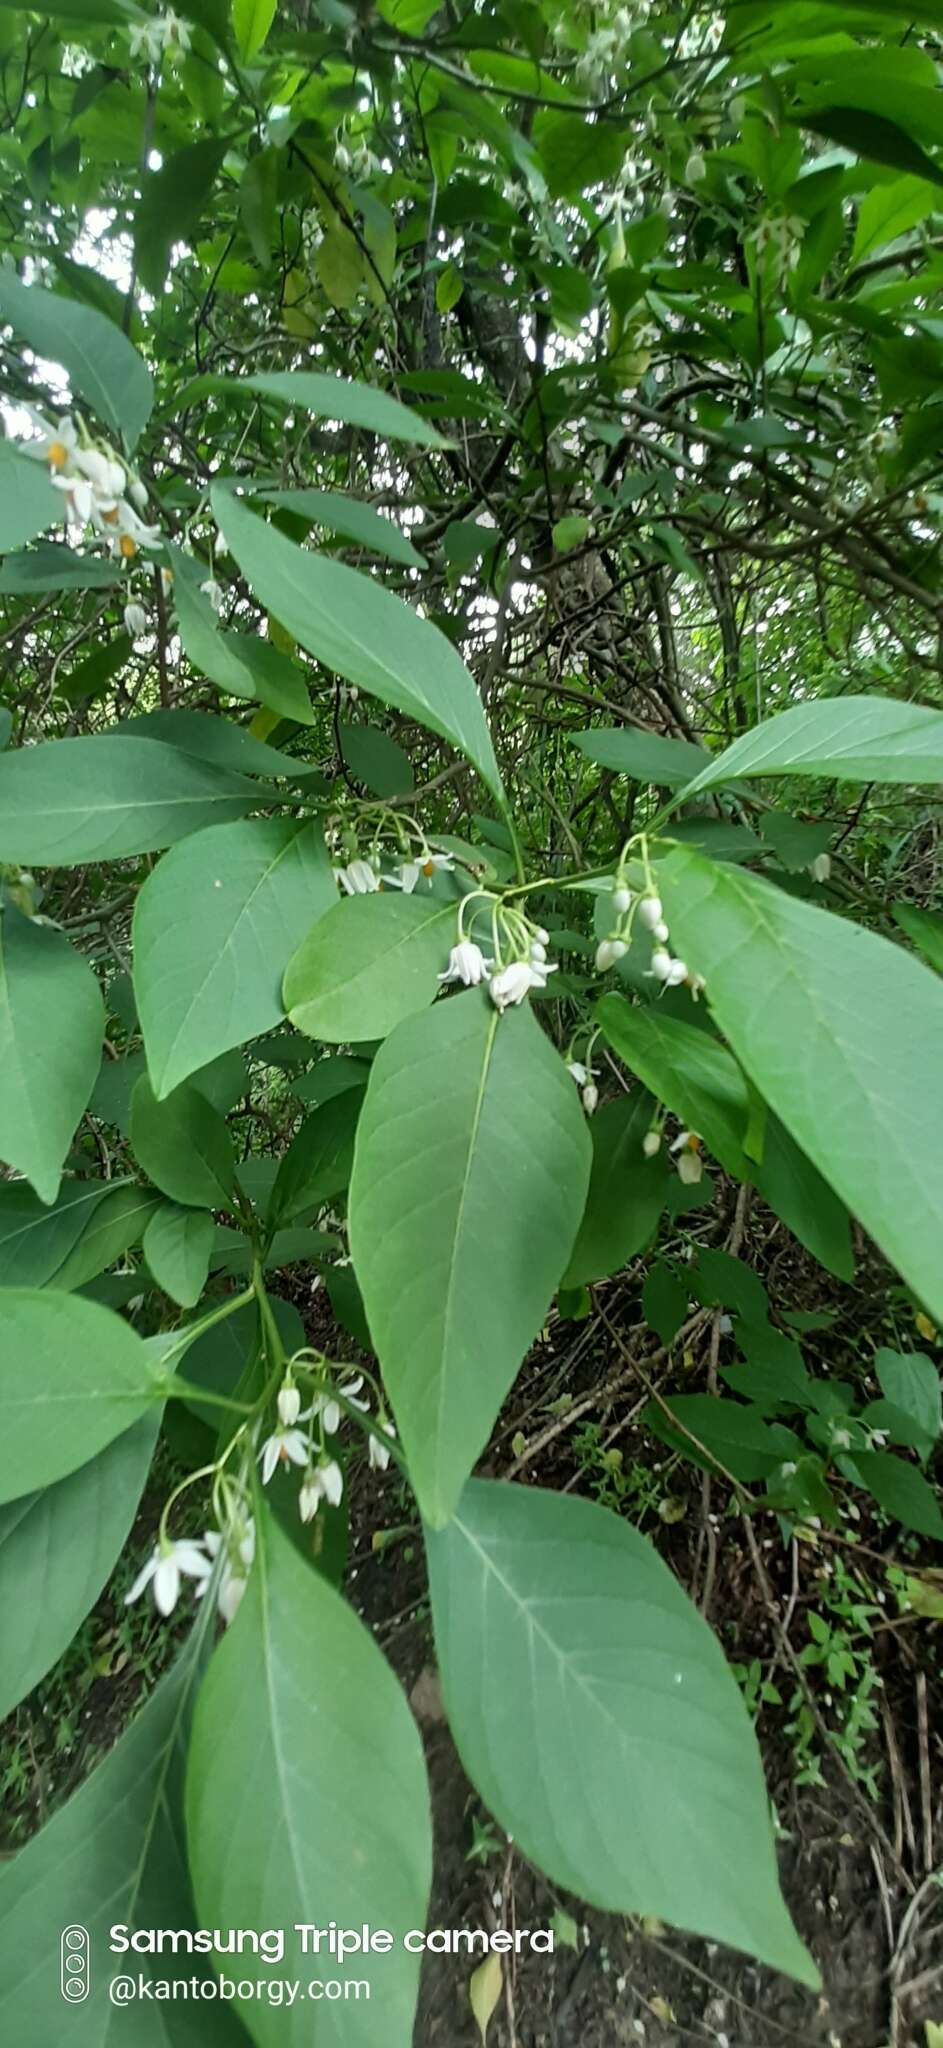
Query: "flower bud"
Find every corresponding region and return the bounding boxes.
[664,958,688,986]
[686,150,706,184]
[653,919,669,943]
[642,1130,661,1158]
[612,883,631,914]
[650,948,672,981]
[639,896,663,930]
[582,1082,599,1115]
[277,1379,301,1427]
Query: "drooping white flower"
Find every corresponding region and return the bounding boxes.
[663,957,689,987]
[298,1474,322,1523]
[612,883,632,915]
[259,1425,309,1484]
[31,413,78,472]
[125,1537,212,1617]
[129,18,165,63]
[317,1456,344,1506]
[129,474,149,510]
[113,498,162,553]
[642,1129,661,1157]
[582,1082,599,1114]
[201,577,224,613]
[369,1419,396,1471]
[649,948,673,981]
[439,940,492,987]
[567,1060,589,1086]
[810,853,831,884]
[418,849,454,877]
[595,937,627,972]
[160,8,191,53]
[277,1377,301,1427]
[73,445,126,498]
[489,959,546,1011]
[394,861,421,893]
[52,472,95,525]
[638,896,663,931]
[530,938,547,964]
[335,858,379,895]
[653,919,670,943]
[200,1523,254,1624]
[671,1130,703,1185]
[123,600,148,639]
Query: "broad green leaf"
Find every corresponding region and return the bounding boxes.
[112,707,299,780]
[563,1089,669,1286]
[194,370,448,446]
[0,273,153,449]
[171,554,315,724]
[427,1480,814,1984]
[131,1076,237,1209]
[875,1348,941,1447]
[794,106,943,189]
[269,1088,364,1224]
[339,719,415,796]
[0,1413,159,1720]
[134,140,227,296]
[892,901,943,976]
[647,1394,803,1481]
[0,442,62,551]
[534,109,627,197]
[596,1000,853,1279]
[0,908,104,1204]
[187,1507,432,2047]
[854,1450,943,1538]
[0,541,117,592]
[0,1178,123,1288]
[722,1323,814,1411]
[760,812,832,873]
[289,1054,372,1105]
[0,737,258,865]
[260,488,427,569]
[657,848,943,1321]
[676,695,943,802]
[0,1629,243,2043]
[233,0,276,58]
[285,893,456,1044]
[134,818,336,1097]
[851,173,939,263]
[349,992,591,1525]
[573,727,710,785]
[642,1261,688,1346]
[51,1184,161,1291]
[0,1291,157,1503]
[212,490,503,802]
[144,1202,215,1308]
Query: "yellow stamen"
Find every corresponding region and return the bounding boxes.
[119,535,137,559]
[47,440,69,471]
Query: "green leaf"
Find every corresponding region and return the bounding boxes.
[144,1202,215,1308]
[135,140,227,296]
[212,490,503,802]
[261,487,427,569]
[760,812,832,873]
[0,442,62,551]
[285,893,456,1044]
[892,901,943,976]
[427,1480,815,1983]
[233,0,276,59]
[0,908,104,1204]
[596,1000,853,1279]
[534,109,627,197]
[0,1629,243,2041]
[0,273,153,449]
[187,1506,432,2046]
[794,106,943,189]
[0,541,117,593]
[642,1261,689,1346]
[0,737,259,865]
[657,847,943,1322]
[552,513,590,552]
[874,1348,941,1447]
[676,695,943,802]
[573,727,711,786]
[0,1413,159,1720]
[51,1184,161,1292]
[0,1179,122,1287]
[134,818,336,1098]
[854,1450,943,1539]
[317,223,365,309]
[349,992,591,1525]
[171,554,315,725]
[339,720,415,796]
[646,1395,802,1483]
[192,370,448,446]
[851,173,939,263]
[0,1290,157,1503]
[269,1088,364,1225]
[563,1089,669,1286]
[131,1075,237,1209]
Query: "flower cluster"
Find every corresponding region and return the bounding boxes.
[258,1367,396,1526]
[27,413,160,562]
[753,212,806,278]
[333,841,455,897]
[126,1508,256,1626]
[595,873,704,1000]
[128,9,191,65]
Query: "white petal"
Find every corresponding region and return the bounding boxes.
[125,1552,157,1605]
[153,1555,181,1616]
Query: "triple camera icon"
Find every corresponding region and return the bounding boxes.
[60,1926,90,2003]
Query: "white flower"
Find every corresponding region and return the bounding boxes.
[650,948,673,981]
[671,1130,703,1185]
[73,446,126,498]
[439,940,493,987]
[530,939,547,963]
[31,413,77,472]
[653,919,670,943]
[335,143,352,174]
[335,858,379,894]
[582,1082,599,1114]
[778,1461,798,1481]
[369,1419,396,1471]
[259,1426,309,1484]
[831,1427,852,1451]
[52,472,95,524]
[642,1129,661,1157]
[596,937,627,972]
[686,150,706,184]
[160,8,191,53]
[663,957,689,987]
[638,896,663,931]
[489,960,542,1010]
[277,1378,301,1427]
[568,1060,589,1086]
[810,853,831,883]
[129,475,149,510]
[200,577,224,613]
[612,883,632,914]
[125,1537,211,1617]
[200,1523,254,1624]
[394,861,421,893]
[123,600,148,639]
[318,1457,344,1506]
[418,849,454,877]
[129,19,165,63]
[298,1474,322,1523]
